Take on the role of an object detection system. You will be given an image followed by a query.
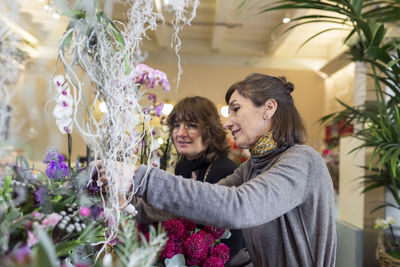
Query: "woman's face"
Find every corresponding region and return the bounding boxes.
[224,91,273,149]
[172,121,207,160]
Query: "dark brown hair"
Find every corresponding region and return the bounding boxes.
[225,73,307,147]
[167,96,230,161]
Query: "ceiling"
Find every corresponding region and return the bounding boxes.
[16,0,361,77]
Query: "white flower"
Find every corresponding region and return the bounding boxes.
[56,117,73,134]
[53,75,65,88]
[53,105,73,120]
[150,141,160,152]
[52,74,73,134]
[375,218,389,230]
[387,216,397,225]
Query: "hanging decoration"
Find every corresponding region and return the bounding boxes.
[48,0,199,258]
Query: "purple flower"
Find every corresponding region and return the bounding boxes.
[11,244,31,263]
[146,69,169,90]
[154,102,164,117]
[43,148,64,164]
[134,64,153,84]
[45,161,69,180]
[90,204,104,219]
[87,181,100,195]
[43,147,69,180]
[33,187,47,208]
[160,78,170,92]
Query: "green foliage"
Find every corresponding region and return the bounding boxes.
[0,208,19,253]
[114,215,167,267]
[256,0,400,211]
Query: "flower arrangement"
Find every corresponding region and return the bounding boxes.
[138,218,231,267]
[375,216,400,260]
[0,147,103,266]
[0,146,167,266]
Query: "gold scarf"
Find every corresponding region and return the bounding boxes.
[249,132,277,156]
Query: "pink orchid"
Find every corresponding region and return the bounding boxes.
[134,64,153,84]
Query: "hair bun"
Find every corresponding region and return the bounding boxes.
[286,82,294,93]
[278,76,294,94]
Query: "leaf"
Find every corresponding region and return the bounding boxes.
[351,0,363,15]
[71,169,90,189]
[37,229,59,267]
[365,46,392,63]
[19,155,30,171]
[165,254,186,267]
[356,19,372,44]
[371,24,386,48]
[55,240,82,257]
[220,229,232,239]
[388,58,400,68]
[63,29,73,49]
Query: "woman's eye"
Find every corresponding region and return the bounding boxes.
[187,123,199,130]
[232,106,240,113]
[173,123,181,129]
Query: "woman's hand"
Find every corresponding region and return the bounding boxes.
[89,160,138,215]
[89,160,135,192]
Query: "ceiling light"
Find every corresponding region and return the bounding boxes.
[162,103,174,115]
[38,0,45,2]
[282,17,291,24]
[44,5,52,11]
[99,101,108,113]
[52,13,60,20]
[2,18,39,45]
[220,105,229,118]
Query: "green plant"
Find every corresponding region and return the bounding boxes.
[252,0,400,210]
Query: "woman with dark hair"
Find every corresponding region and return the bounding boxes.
[167,96,244,261]
[168,96,236,183]
[101,73,337,266]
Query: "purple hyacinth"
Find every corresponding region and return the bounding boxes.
[45,161,69,180]
[43,147,69,180]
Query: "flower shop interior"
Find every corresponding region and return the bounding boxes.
[1,0,400,266]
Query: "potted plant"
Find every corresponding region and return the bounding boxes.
[250,0,400,263]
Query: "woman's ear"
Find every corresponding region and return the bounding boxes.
[263,99,277,120]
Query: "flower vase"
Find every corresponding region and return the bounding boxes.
[377,232,400,266]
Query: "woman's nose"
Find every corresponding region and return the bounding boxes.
[176,125,187,135]
[223,118,233,130]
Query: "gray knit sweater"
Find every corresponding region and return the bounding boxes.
[134,145,337,267]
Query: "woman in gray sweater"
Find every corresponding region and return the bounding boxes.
[106,73,337,266]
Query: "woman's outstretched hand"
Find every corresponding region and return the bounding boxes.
[89,160,138,215]
[89,160,136,192]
